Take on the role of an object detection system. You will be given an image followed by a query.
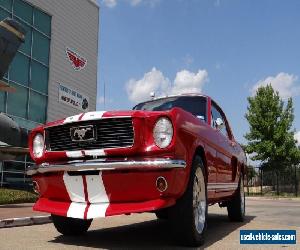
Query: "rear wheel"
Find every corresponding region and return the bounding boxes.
[227,176,245,222]
[169,155,207,246]
[51,214,92,236]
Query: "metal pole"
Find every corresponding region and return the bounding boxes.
[260,167,263,195]
[24,154,27,185]
[0,161,3,187]
[247,167,249,196]
[295,165,298,197]
[103,80,106,110]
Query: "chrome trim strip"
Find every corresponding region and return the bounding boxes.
[26,159,186,176]
[207,183,238,190]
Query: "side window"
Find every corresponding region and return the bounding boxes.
[211,105,229,138]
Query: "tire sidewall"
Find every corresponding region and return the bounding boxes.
[191,156,208,243]
[239,175,245,217]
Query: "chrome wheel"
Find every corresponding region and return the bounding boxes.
[193,167,206,234]
[169,156,206,246]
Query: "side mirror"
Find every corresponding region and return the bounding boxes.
[215,117,225,130]
[196,115,205,121]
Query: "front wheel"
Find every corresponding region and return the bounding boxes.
[169,155,207,246]
[51,214,92,236]
[227,175,245,222]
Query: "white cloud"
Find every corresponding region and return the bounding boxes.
[147,0,160,8]
[251,72,300,99]
[126,68,170,103]
[130,0,142,6]
[102,0,159,8]
[103,0,117,8]
[126,68,209,103]
[171,69,208,95]
[295,131,300,146]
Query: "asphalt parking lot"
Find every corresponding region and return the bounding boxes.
[0,198,299,249]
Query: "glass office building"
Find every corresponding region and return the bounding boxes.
[0,0,99,188]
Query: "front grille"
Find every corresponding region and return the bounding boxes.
[45,117,134,151]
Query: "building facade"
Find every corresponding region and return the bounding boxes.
[0,0,99,187]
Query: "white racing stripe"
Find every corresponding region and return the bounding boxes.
[63,114,83,124]
[66,150,105,158]
[63,173,85,203]
[63,111,106,125]
[63,173,87,219]
[86,173,109,203]
[81,111,106,121]
[67,202,86,219]
[86,172,109,218]
[84,149,106,157]
[87,203,109,219]
[66,151,83,158]
[61,111,110,219]
[63,172,110,219]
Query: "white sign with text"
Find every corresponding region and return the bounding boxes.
[58,83,89,111]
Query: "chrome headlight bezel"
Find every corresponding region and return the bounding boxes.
[153,117,173,149]
[32,133,45,158]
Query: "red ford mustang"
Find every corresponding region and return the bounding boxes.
[27,93,246,246]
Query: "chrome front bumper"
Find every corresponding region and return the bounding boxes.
[26,158,186,176]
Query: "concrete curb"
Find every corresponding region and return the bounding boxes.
[246,196,300,201]
[0,215,52,228]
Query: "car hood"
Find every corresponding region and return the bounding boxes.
[44,110,171,128]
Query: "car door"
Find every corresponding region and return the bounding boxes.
[210,102,235,192]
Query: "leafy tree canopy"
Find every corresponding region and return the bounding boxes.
[245,85,300,170]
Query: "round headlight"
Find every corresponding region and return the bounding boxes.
[33,133,44,158]
[153,117,173,148]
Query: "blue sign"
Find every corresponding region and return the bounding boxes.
[240,230,296,244]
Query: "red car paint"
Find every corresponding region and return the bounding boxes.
[28,94,246,219]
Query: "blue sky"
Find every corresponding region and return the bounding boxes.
[96,0,300,144]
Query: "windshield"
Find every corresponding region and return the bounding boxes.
[133,96,207,121]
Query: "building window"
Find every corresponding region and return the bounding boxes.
[0,0,51,128]
[7,82,28,118]
[0,92,5,112]
[31,61,48,94]
[28,91,47,123]
[9,52,30,86]
[0,0,12,13]
[0,0,51,188]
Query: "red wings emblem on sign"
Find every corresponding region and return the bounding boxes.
[66,48,87,71]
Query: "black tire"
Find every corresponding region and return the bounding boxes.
[155,208,169,220]
[169,155,207,247]
[51,214,92,236]
[227,175,245,222]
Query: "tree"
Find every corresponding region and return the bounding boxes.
[245,85,300,194]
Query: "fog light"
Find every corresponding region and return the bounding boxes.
[32,181,40,195]
[156,176,168,192]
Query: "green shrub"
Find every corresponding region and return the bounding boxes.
[0,188,37,205]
